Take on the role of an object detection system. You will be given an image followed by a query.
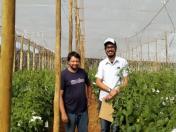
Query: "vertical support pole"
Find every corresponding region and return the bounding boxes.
[80,35,85,68]
[13,39,16,72]
[38,48,41,70]
[27,39,31,70]
[140,44,142,61]
[53,0,61,131]
[68,0,73,52]
[156,40,158,62]
[19,35,24,70]
[44,50,46,69]
[75,0,79,52]
[32,44,36,70]
[49,51,52,70]
[132,48,133,60]
[148,42,150,61]
[165,32,168,63]
[46,50,48,69]
[0,0,16,131]
[52,52,55,70]
[42,48,45,69]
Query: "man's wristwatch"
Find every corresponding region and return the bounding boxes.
[107,88,112,93]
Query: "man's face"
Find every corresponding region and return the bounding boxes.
[68,56,80,70]
[105,43,116,58]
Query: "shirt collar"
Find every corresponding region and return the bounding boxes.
[105,56,119,65]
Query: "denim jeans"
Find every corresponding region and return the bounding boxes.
[100,118,119,132]
[65,110,88,132]
[99,101,119,132]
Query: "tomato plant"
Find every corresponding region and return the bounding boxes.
[11,70,54,131]
[112,69,176,132]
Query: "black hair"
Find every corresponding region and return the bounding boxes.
[67,51,81,61]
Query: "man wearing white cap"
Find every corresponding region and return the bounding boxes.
[95,37,129,132]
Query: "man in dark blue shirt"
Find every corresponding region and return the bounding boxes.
[60,51,91,132]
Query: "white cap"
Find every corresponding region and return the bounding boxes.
[104,37,116,46]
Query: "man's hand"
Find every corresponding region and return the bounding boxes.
[109,89,118,97]
[104,88,120,101]
[61,113,69,123]
[104,94,113,101]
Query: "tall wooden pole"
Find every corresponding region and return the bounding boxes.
[68,0,73,52]
[52,52,54,70]
[80,35,85,68]
[155,40,158,62]
[46,50,48,69]
[77,14,81,53]
[27,39,31,70]
[132,48,134,60]
[148,42,150,61]
[53,0,61,131]
[38,48,41,69]
[126,41,129,60]
[140,44,142,61]
[0,0,15,131]
[79,0,86,68]
[19,35,24,70]
[42,48,45,69]
[44,50,47,69]
[32,44,36,70]
[13,40,16,72]
[165,32,168,63]
[42,49,45,69]
[48,51,51,70]
[75,0,80,52]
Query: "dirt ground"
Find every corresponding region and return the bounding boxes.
[60,94,100,132]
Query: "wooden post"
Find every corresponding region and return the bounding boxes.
[13,40,16,72]
[19,35,24,70]
[0,0,15,131]
[140,44,142,61]
[47,51,49,69]
[48,51,50,70]
[27,39,31,70]
[80,35,85,68]
[32,44,36,70]
[53,0,61,131]
[155,40,158,62]
[127,43,129,60]
[50,52,54,70]
[44,50,47,69]
[165,32,168,63]
[136,47,138,61]
[52,52,55,70]
[42,48,45,69]
[148,42,150,61]
[75,0,80,52]
[77,18,81,54]
[46,50,48,69]
[38,47,41,69]
[68,0,73,52]
[132,48,133,60]
[49,51,52,70]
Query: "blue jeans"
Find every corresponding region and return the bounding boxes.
[99,101,119,132]
[100,119,119,132]
[65,110,88,132]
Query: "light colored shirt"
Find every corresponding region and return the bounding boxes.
[95,56,128,101]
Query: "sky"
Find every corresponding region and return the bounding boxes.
[0,0,176,60]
